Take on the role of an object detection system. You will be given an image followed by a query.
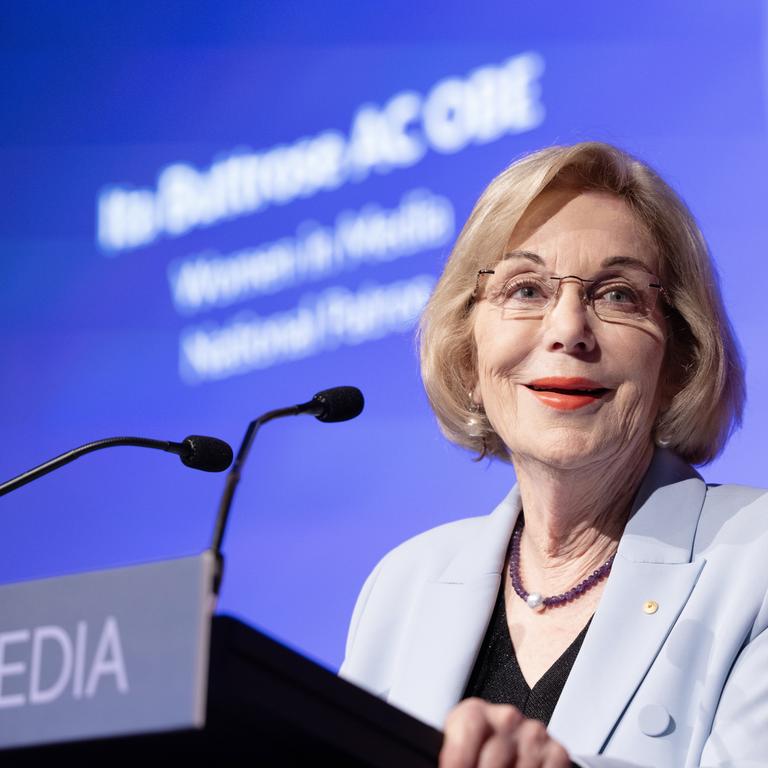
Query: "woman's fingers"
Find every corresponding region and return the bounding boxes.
[484,702,525,732]
[440,700,524,767]
[511,718,549,768]
[542,740,572,768]
[440,698,572,768]
[441,698,499,767]
[511,719,572,768]
[476,729,519,768]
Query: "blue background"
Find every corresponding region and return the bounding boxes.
[1,1,766,670]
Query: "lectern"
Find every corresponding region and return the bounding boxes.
[0,553,443,764]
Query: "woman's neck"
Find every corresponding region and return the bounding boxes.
[510,441,654,591]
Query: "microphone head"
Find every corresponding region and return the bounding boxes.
[311,386,365,423]
[180,436,234,472]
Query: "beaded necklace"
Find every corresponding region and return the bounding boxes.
[508,514,616,611]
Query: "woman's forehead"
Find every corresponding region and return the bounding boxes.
[498,248,657,278]
[504,189,658,271]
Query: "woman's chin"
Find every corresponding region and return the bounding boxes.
[508,433,614,471]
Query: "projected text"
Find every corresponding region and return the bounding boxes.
[98,52,544,252]
[179,274,435,382]
[168,188,453,314]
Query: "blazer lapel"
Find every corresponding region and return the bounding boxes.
[548,449,708,754]
[387,488,522,728]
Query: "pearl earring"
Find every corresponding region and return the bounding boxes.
[467,392,485,438]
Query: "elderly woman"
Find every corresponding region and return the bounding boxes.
[339,142,768,768]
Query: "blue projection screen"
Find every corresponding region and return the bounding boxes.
[1,1,766,670]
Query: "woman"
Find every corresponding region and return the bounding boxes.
[339,142,767,768]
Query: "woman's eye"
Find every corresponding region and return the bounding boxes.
[513,284,539,299]
[502,280,546,300]
[595,283,639,303]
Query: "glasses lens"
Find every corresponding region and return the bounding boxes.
[483,269,554,317]
[589,274,659,320]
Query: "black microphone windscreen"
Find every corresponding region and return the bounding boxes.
[180,436,234,472]
[312,386,365,423]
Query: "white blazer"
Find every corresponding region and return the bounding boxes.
[339,449,768,768]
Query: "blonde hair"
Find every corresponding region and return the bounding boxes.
[419,142,745,465]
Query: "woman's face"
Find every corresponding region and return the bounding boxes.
[472,188,667,469]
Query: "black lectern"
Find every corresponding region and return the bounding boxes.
[0,556,443,765]
[6,616,442,764]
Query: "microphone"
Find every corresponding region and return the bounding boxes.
[209,386,364,593]
[0,434,234,497]
[177,435,234,472]
[293,386,365,423]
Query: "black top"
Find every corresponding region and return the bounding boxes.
[462,581,592,726]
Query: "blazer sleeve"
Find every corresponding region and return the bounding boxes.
[339,556,385,675]
[697,622,768,767]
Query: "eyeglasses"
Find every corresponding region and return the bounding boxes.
[471,265,665,322]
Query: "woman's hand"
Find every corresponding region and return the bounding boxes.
[439,698,573,768]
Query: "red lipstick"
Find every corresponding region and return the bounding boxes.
[525,377,610,411]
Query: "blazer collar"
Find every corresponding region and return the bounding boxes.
[615,446,703,563]
[437,484,522,583]
[386,487,520,726]
[388,448,707,736]
[548,448,707,754]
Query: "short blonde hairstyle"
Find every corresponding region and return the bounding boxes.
[419,142,745,465]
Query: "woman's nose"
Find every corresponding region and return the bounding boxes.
[542,281,597,354]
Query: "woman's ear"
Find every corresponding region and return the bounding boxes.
[469,385,483,410]
[467,385,487,440]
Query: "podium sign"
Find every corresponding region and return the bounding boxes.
[0,553,215,750]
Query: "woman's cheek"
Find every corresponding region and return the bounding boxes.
[477,357,527,424]
[614,371,662,442]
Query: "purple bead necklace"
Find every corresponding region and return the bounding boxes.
[509,514,615,611]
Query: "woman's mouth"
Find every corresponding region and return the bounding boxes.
[524,377,611,411]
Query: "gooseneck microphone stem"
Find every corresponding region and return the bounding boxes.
[210,405,300,591]
[0,437,178,497]
[209,386,364,595]
[0,434,234,498]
